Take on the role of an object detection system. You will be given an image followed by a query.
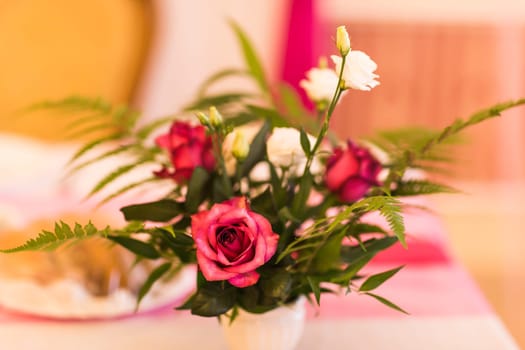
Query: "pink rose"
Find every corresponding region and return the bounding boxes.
[325,141,382,202]
[191,197,279,288]
[155,121,215,182]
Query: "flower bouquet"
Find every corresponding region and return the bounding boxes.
[2,22,524,349]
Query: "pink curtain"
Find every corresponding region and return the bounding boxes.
[280,0,318,109]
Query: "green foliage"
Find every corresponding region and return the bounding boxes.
[183,282,237,317]
[0,222,108,253]
[229,20,269,95]
[365,292,408,314]
[239,122,271,177]
[359,266,404,292]
[121,199,185,222]
[391,180,459,197]
[183,93,254,112]
[107,236,160,259]
[185,167,212,213]
[196,68,248,97]
[154,228,195,263]
[279,196,405,272]
[136,262,172,309]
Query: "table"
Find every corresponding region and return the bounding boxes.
[0,263,518,349]
[0,133,519,349]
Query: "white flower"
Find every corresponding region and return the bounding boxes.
[331,51,380,91]
[223,125,321,179]
[299,67,339,103]
[336,25,351,56]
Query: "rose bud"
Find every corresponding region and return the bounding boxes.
[154,121,216,183]
[325,140,382,202]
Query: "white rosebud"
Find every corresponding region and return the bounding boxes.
[331,51,380,91]
[232,131,249,160]
[336,26,351,56]
[299,67,339,103]
[209,106,223,127]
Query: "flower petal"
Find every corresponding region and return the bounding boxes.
[228,271,260,288]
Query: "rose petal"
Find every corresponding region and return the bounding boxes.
[325,149,359,191]
[228,271,260,288]
[197,250,237,281]
[339,177,371,202]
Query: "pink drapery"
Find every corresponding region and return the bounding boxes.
[280,0,319,109]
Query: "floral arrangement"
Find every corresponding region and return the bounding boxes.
[2,23,523,320]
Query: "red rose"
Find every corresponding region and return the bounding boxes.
[191,197,279,288]
[325,140,382,202]
[155,122,215,182]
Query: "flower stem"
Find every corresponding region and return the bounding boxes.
[302,55,347,176]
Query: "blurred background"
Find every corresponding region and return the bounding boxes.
[0,0,524,346]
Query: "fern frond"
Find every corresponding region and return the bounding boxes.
[68,133,123,164]
[418,99,525,157]
[65,122,116,139]
[136,116,177,140]
[391,180,459,197]
[278,196,406,267]
[65,144,135,176]
[0,222,109,253]
[87,158,152,197]
[97,177,160,206]
[26,96,112,114]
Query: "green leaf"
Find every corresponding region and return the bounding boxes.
[190,283,237,317]
[259,271,293,300]
[197,68,248,97]
[183,93,252,112]
[307,276,321,305]
[136,262,172,309]
[155,228,195,263]
[87,159,150,198]
[25,96,112,114]
[136,115,176,140]
[223,112,260,129]
[97,177,159,205]
[66,144,134,176]
[311,231,345,273]
[379,202,406,248]
[229,20,269,94]
[359,266,404,292]
[391,180,459,196]
[299,128,311,157]
[347,223,388,236]
[121,199,185,222]
[0,221,107,253]
[340,237,398,263]
[250,187,276,218]
[68,134,122,164]
[108,235,160,259]
[327,254,375,285]
[240,122,270,177]
[277,83,319,134]
[185,167,211,213]
[365,292,408,314]
[291,173,313,217]
[65,122,115,139]
[246,105,289,128]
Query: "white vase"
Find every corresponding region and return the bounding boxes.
[220,297,307,350]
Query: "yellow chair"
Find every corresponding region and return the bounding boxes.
[0,0,152,140]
